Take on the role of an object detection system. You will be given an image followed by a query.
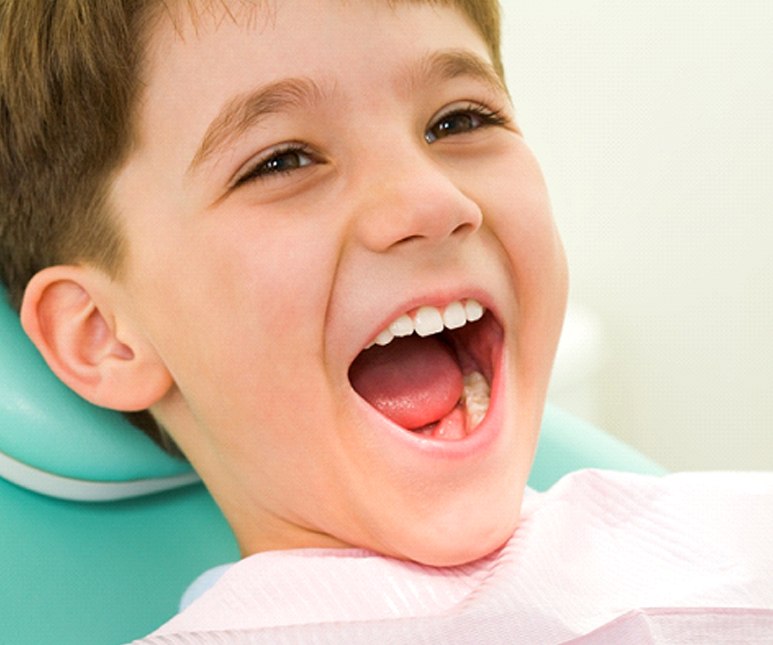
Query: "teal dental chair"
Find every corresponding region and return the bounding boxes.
[0,289,665,645]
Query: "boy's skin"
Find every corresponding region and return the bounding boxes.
[22,0,568,567]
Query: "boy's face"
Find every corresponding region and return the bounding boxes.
[110,0,567,565]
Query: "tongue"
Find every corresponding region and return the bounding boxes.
[349,335,463,430]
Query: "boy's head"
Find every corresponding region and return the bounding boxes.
[1,0,568,566]
[0,0,504,452]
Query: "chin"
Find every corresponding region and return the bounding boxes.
[409,519,518,568]
[379,493,522,568]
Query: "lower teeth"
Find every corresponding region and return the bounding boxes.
[462,370,491,430]
[412,371,491,438]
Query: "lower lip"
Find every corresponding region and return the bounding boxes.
[352,341,508,461]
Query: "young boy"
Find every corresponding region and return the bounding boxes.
[3,0,568,566]
[2,1,771,642]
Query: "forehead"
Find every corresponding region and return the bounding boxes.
[141,0,487,82]
[145,0,471,45]
[150,0,470,31]
[132,0,495,164]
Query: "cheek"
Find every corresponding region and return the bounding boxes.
[482,151,568,376]
[127,216,340,409]
[484,152,564,287]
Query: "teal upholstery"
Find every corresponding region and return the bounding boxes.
[0,288,665,644]
[0,478,238,645]
[529,405,667,491]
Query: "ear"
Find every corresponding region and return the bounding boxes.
[20,266,173,412]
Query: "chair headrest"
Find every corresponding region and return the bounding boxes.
[0,289,198,501]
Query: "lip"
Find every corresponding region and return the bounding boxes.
[348,304,508,461]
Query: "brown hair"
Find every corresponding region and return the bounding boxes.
[427,0,504,78]
[0,0,503,452]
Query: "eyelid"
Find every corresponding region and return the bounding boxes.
[431,100,503,121]
[425,101,510,143]
[230,142,319,189]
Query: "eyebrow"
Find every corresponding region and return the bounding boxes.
[406,49,508,99]
[188,77,326,174]
[187,50,507,176]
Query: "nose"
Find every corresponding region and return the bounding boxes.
[351,149,483,253]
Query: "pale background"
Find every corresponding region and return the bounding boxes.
[500,1,772,470]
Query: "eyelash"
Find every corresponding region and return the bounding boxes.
[233,143,318,188]
[424,103,508,143]
[232,104,508,188]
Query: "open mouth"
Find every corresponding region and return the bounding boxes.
[348,299,503,441]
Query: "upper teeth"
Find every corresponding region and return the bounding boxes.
[367,299,485,349]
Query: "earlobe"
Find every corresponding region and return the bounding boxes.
[20,266,173,412]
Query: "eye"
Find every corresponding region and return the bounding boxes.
[425,104,507,144]
[233,144,318,188]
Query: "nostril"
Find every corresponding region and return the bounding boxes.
[389,234,423,249]
[390,222,475,249]
[451,222,475,238]
[361,183,482,251]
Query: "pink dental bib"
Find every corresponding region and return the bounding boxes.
[135,470,773,644]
